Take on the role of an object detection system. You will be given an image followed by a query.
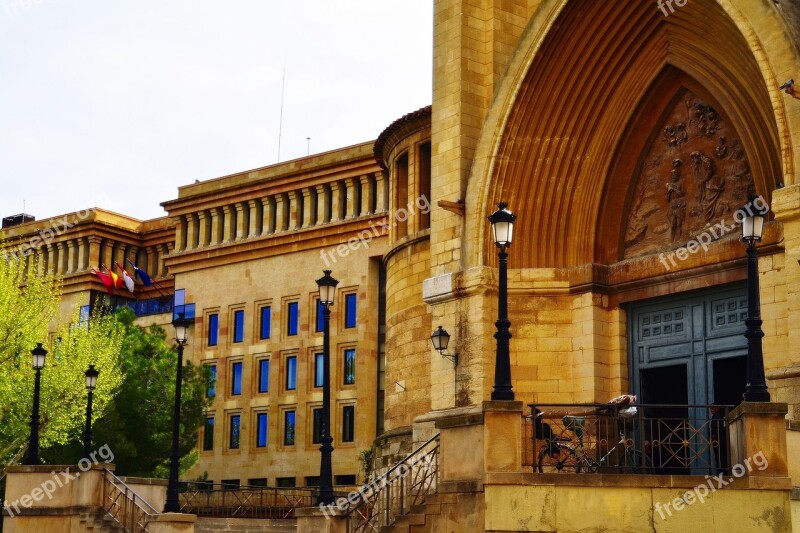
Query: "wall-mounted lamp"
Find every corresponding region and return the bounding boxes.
[430,326,458,366]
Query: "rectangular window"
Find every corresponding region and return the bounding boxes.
[233,310,245,343]
[315,299,325,332]
[343,349,356,385]
[314,353,324,388]
[260,306,271,340]
[229,414,241,449]
[276,477,296,488]
[312,408,323,444]
[256,413,268,448]
[342,405,355,442]
[222,479,240,490]
[203,417,214,451]
[207,365,217,398]
[249,478,268,487]
[208,314,219,346]
[287,302,299,336]
[344,293,357,328]
[336,474,356,485]
[258,359,270,393]
[286,356,297,390]
[305,476,320,487]
[284,411,296,446]
[231,361,243,396]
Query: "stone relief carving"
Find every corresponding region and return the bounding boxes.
[623,92,755,258]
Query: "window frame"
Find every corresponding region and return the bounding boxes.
[342,405,355,443]
[285,355,297,391]
[255,411,268,449]
[228,413,241,451]
[283,409,296,446]
[343,292,357,329]
[259,304,272,340]
[232,309,245,344]
[313,352,324,388]
[256,357,270,394]
[286,301,299,336]
[230,360,243,396]
[343,348,356,386]
[203,416,214,451]
[207,313,219,347]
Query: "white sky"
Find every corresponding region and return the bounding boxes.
[0,0,433,221]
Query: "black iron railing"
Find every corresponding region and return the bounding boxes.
[526,403,732,476]
[103,469,157,533]
[345,434,439,533]
[179,483,315,519]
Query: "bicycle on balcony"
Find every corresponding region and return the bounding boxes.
[535,396,654,474]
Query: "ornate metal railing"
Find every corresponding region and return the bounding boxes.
[179,483,315,518]
[528,403,732,476]
[345,434,439,533]
[103,469,158,533]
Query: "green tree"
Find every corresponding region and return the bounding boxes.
[0,255,123,464]
[88,308,212,477]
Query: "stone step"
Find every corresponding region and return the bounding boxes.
[195,516,297,532]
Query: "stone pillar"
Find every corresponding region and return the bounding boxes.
[222,206,233,243]
[302,187,315,228]
[262,196,275,234]
[235,203,247,241]
[209,208,221,245]
[248,199,262,237]
[55,242,66,275]
[274,194,287,232]
[375,172,388,213]
[727,402,789,477]
[64,241,75,274]
[316,185,330,225]
[45,243,56,275]
[344,177,358,219]
[148,514,196,533]
[330,182,343,222]
[87,237,101,270]
[197,211,209,247]
[174,217,185,252]
[76,237,88,271]
[287,190,301,230]
[185,214,197,250]
[360,174,374,216]
[296,507,348,533]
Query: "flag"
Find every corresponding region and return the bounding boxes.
[127,259,153,286]
[90,267,115,295]
[103,264,124,290]
[115,262,135,293]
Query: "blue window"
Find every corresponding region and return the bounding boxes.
[342,406,355,442]
[203,417,214,451]
[315,300,325,332]
[314,353,324,388]
[229,414,241,449]
[208,314,219,346]
[231,362,243,395]
[207,365,217,398]
[233,310,245,343]
[343,349,356,385]
[284,411,296,446]
[286,356,297,390]
[260,306,271,339]
[287,302,299,336]
[258,359,270,393]
[256,413,268,448]
[79,305,90,323]
[344,293,357,329]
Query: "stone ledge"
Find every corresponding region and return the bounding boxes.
[415,404,483,427]
[729,401,789,418]
[440,480,483,494]
[490,473,793,490]
[5,463,113,474]
[482,400,523,413]
[150,513,196,523]
[2,505,92,517]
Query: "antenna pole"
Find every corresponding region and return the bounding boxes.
[277,69,286,162]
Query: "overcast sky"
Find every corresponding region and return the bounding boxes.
[0,1,433,222]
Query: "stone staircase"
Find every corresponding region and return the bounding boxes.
[79,509,125,532]
[381,492,459,532]
[195,517,297,532]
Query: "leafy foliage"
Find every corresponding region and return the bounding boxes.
[88,308,212,477]
[0,256,123,464]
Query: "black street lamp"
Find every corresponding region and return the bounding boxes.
[22,343,47,465]
[741,203,770,402]
[430,326,458,365]
[164,313,192,513]
[488,202,516,401]
[316,269,339,506]
[82,365,99,460]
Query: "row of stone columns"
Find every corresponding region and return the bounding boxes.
[175,173,388,252]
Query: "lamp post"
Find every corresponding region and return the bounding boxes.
[316,270,339,505]
[430,326,458,365]
[82,365,99,461]
[741,203,770,402]
[22,343,47,465]
[164,313,191,513]
[488,202,516,401]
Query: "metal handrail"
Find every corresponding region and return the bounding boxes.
[179,483,316,519]
[528,402,734,475]
[345,433,440,533]
[103,468,157,532]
